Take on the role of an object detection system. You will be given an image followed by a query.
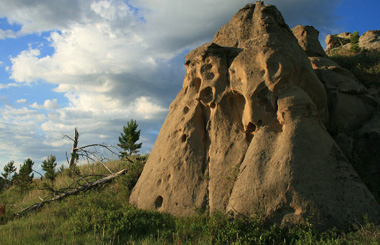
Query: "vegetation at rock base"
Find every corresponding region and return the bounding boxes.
[0,157,379,244]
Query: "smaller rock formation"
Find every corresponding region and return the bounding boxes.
[325,30,380,54]
[293,25,378,135]
[359,30,380,51]
[292,25,326,57]
[325,32,352,53]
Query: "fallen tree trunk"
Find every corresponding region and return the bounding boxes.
[17,169,128,217]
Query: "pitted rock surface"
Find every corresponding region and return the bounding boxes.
[129,2,380,229]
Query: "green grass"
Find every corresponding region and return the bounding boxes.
[0,159,379,244]
[1,108,379,244]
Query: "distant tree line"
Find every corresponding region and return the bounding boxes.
[1,118,143,193]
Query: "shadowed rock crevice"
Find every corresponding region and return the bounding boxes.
[130,2,380,230]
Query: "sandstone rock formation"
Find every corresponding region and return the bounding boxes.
[292,25,326,57]
[359,30,380,51]
[293,25,378,135]
[325,32,352,54]
[130,2,380,229]
[325,30,380,54]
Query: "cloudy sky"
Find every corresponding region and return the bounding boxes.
[0,0,379,170]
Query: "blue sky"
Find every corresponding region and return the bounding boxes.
[0,0,379,171]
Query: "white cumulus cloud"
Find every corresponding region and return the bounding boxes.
[30,99,60,110]
[0,0,348,166]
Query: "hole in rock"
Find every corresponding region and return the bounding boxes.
[204,72,215,80]
[246,122,256,133]
[255,83,270,102]
[246,133,254,143]
[155,196,163,208]
[190,78,201,93]
[181,134,187,143]
[199,86,213,104]
[185,60,191,67]
[201,64,212,73]
[210,102,216,109]
[183,106,189,114]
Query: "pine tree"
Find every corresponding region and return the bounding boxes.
[118,119,142,158]
[41,155,57,186]
[350,31,360,52]
[14,158,34,191]
[2,161,17,188]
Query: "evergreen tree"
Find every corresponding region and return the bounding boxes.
[1,161,17,187]
[350,31,360,52]
[118,119,142,158]
[14,158,34,191]
[41,155,57,186]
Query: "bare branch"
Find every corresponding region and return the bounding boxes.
[17,169,128,217]
[62,135,74,142]
[65,152,70,164]
[100,162,113,174]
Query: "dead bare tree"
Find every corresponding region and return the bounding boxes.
[17,169,128,217]
[63,128,133,168]
[13,128,138,218]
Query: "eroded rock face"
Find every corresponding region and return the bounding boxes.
[292,25,326,57]
[325,32,352,53]
[293,25,377,135]
[325,30,380,54]
[129,3,380,229]
[360,30,380,51]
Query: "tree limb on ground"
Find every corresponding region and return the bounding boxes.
[16,169,128,217]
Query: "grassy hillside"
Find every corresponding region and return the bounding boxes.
[0,159,379,244]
